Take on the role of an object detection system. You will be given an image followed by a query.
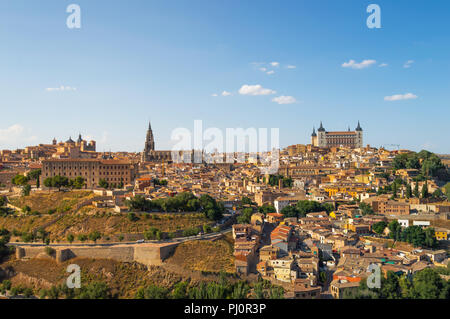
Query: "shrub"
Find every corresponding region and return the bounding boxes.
[45,246,55,256]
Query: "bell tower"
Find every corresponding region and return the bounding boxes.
[142,121,155,162]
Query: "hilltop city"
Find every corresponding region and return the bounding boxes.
[0,122,449,299]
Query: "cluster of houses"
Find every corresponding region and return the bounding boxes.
[232,205,449,299]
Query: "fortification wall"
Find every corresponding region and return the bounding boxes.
[16,243,179,266]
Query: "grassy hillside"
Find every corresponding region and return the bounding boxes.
[1,191,209,242]
[8,191,95,213]
[166,234,235,274]
[1,257,189,299]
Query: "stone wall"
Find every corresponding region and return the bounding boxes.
[15,243,179,266]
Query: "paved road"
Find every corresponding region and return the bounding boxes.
[7,228,232,248]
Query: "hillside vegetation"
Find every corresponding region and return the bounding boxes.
[166,234,235,274]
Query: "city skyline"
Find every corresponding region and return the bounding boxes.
[1,0,449,153]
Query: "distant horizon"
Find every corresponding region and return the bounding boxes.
[1,1,449,153]
[2,121,449,157]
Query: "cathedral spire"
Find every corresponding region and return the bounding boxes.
[356,121,363,131]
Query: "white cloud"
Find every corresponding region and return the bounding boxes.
[379,63,388,67]
[259,67,267,72]
[270,62,280,67]
[0,124,37,147]
[239,84,276,96]
[272,96,297,105]
[221,91,232,96]
[266,70,275,75]
[211,93,218,97]
[286,65,296,69]
[46,85,77,92]
[342,59,377,69]
[0,124,24,142]
[384,93,418,101]
[403,60,414,68]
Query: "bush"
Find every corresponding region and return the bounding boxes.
[67,234,74,243]
[88,231,102,243]
[203,224,212,234]
[183,227,200,237]
[45,247,55,256]
[21,232,34,243]
[127,212,139,222]
[77,234,88,242]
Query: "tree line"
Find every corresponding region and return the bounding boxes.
[387,220,438,248]
[126,192,224,221]
[281,200,334,218]
[344,267,450,299]
[393,150,449,181]
[136,275,284,299]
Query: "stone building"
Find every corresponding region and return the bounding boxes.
[141,121,189,163]
[41,158,136,189]
[311,122,363,149]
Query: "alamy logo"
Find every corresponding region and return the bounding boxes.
[366,263,381,289]
[170,120,280,174]
[367,4,381,29]
[66,4,81,29]
[66,264,81,289]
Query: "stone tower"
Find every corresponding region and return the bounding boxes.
[317,121,327,147]
[311,127,317,146]
[355,121,363,148]
[142,121,155,162]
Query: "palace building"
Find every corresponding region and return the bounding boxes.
[311,122,363,149]
[41,158,136,189]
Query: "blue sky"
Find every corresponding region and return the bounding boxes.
[0,0,449,153]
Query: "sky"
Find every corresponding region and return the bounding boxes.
[0,0,449,154]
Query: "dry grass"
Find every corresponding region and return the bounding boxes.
[0,257,188,298]
[166,235,235,274]
[8,191,95,213]
[44,211,209,240]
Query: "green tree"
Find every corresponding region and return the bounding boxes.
[52,176,69,191]
[0,229,12,261]
[21,184,31,196]
[444,183,450,200]
[411,268,448,299]
[88,231,101,243]
[136,285,169,299]
[71,177,86,189]
[413,182,420,198]
[76,282,111,299]
[258,204,276,215]
[388,220,401,240]
[359,202,374,216]
[280,205,298,218]
[29,169,41,188]
[406,184,412,199]
[67,234,74,243]
[237,207,254,224]
[11,174,29,186]
[421,180,429,198]
[98,179,109,189]
[171,282,188,299]
[372,221,387,235]
[241,196,253,206]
